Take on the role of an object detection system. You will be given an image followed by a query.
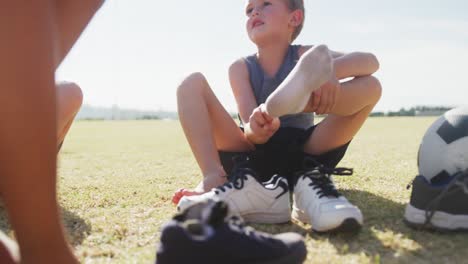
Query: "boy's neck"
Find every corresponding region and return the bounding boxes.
[256,41,291,77]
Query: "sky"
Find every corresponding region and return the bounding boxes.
[56,0,468,112]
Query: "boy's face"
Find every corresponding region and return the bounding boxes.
[245,0,294,45]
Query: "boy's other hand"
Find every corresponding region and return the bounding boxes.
[246,104,280,144]
[305,75,340,115]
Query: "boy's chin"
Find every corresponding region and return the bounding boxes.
[248,34,269,47]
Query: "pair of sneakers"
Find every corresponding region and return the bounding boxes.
[177,157,363,232]
[158,199,307,264]
[404,169,468,231]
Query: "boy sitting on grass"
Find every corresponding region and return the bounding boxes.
[173,0,381,232]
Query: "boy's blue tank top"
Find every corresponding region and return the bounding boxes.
[243,45,314,130]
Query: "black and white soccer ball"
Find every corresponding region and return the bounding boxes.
[418,106,468,184]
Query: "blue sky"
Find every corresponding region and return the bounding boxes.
[56,0,468,112]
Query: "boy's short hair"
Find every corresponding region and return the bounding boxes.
[285,0,304,41]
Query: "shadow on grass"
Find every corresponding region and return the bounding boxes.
[313,189,467,263]
[62,209,92,246]
[0,205,91,246]
[250,190,468,263]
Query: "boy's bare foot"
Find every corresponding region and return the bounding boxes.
[172,175,228,204]
[265,44,333,117]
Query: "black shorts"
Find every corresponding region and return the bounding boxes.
[218,125,350,182]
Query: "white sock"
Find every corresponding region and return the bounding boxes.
[264,44,333,117]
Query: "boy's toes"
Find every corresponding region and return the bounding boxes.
[171,195,178,204]
[172,189,187,204]
[172,188,208,205]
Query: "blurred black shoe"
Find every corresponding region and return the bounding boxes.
[156,199,307,264]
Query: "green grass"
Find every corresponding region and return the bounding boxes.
[1,117,468,263]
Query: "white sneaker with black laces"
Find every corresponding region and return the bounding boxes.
[177,169,291,224]
[292,164,363,233]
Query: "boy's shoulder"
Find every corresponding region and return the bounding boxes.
[228,57,249,77]
[230,57,248,69]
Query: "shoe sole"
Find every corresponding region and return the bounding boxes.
[404,204,468,231]
[292,208,362,233]
[315,218,362,234]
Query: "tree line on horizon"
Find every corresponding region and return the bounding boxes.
[370,106,453,117]
[77,105,455,120]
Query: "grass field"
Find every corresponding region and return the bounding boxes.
[1,117,467,263]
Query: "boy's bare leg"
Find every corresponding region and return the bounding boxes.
[174,73,254,202]
[303,76,382,155]
[57,82,84,148]
[264,45,333,117]
[0,2,77,263]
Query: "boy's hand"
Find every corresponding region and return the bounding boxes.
[246,104,280,144]
[305,74,341,115]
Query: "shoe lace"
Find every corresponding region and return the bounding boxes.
[214,155,256,194]
[424,169,468,227]
[297,158,353,199]
[214,169,249,194]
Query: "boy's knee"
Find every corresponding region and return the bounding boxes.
[58,81,84,110]
[368,53,380,72]
[177,72,208,97]
[367,76,382,103]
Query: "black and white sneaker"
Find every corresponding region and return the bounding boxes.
[292,158,363,233]
[157,199,307,264]
[404,169,468,231]
[177,167,291,224]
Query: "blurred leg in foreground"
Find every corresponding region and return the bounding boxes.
[0,1,103,263]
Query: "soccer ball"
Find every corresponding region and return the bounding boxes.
[418,106,468,184]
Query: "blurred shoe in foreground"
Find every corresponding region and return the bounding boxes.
[157,199,307,264]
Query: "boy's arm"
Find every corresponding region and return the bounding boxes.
[228,59,258,125]
[229,59,279,144]
[333,51,380,79]
[299,46,379,79]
